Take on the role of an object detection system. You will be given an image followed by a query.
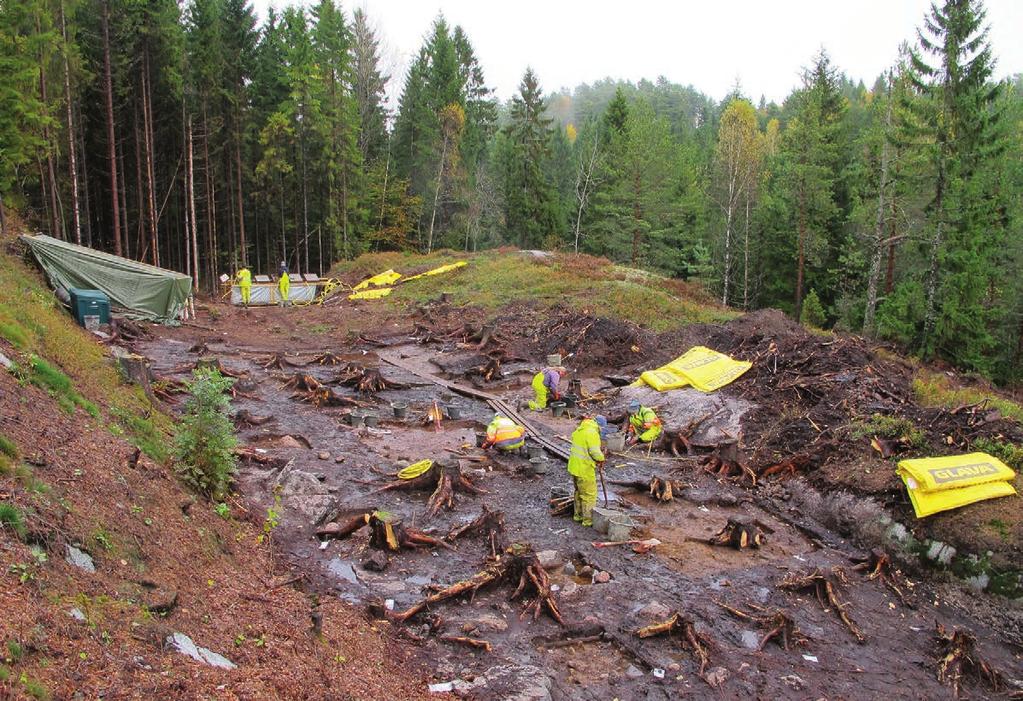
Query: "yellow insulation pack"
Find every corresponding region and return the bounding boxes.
[403,261,467,282]
[638,346,752,393]
[898,452,1017,518]
[349,287,393,300]
[353,269,402,291]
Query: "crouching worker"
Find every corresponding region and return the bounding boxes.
[482,414,525,452]
[528,366,567,411]
[567,414,607,527]
[626,399,662,445]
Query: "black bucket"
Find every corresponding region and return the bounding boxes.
[475,432,487,447]
[391,402,408,419]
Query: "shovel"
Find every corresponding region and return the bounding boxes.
[598,462,609,507]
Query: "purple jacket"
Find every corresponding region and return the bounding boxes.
[543,368,561,394]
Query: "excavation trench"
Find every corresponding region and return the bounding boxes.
[138,331,1022,700]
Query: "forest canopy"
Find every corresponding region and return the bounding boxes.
[0,0,1020,383]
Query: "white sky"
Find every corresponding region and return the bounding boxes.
[257,0,1023,107]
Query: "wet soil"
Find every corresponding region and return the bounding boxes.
[139,301,1023,699]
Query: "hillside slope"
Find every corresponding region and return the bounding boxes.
[0,238,431,699]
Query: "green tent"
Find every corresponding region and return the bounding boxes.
[22,235,192,324]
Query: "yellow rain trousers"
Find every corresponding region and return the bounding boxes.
[237,269,252,305]
[278,272,290,303]
[567,418,605,526]
[529,372,549,410]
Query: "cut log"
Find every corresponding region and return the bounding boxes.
[780,567,864,643]
[635,611,713,677]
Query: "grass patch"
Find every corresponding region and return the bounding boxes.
[913,370,1023,423]
[13,464,48,495]
[305,323,332,335]
[25,356,99,417]
[0,434,16,459]
[110,407,169,462]
[851,413,926,448]
[0,503,28,541]
[20,672,49,700]
[972,437,1023,470]
[331,250,735,332]
[0,320,29,349]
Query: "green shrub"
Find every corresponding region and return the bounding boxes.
[800,289,827,328]
[851,413,925,448]
[0,504,27,541]
[174,369,237,500]
[973,437,1023,470]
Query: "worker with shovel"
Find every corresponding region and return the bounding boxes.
[236,266,252,306]
[625,400,662,445]
[528,366,567,411]
[482,414,526,452]
[567,414,607,527]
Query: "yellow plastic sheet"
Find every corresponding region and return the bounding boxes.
[398,459,433,480]
[403,260,468,282]
[348,287,393,300]
[898,452,1017,518]
[353,269,401,291]
[638,346,752,392]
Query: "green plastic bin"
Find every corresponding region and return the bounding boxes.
[68,288,110,328]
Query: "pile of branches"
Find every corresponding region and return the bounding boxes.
[780,566,864,643]
[531,308,650,371]
[374,461,486,518]
[388,543,564,626]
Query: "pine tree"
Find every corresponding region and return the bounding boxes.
[351,8,387,163]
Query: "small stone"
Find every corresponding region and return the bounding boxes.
[965,573,989,592]
[535,550,563,569]
[577,565,593,577]
[926,540,956,566]
[740,630,760,649]
[68,608,87,622]
[562,562,577,576]
[636,601,671,620]
[361,550,389,572]
[143,587,178,614]
[0,351,13,369]
[704,666,729,688]
[560,582,579,597]
[667,663,680,672]
[334,456,345,464]
[316,473,327,481]
[474,614,507,632]
[781,673,805,690]
[166,632,236,669]
[593,571,611,584]
[65,545,95,573]
[714,493,739,507]
[625,664,644,679]
[317,451,330,460]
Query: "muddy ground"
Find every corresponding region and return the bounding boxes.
[136,298,1023,700]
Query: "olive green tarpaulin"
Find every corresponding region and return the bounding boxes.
[22,234,191,324]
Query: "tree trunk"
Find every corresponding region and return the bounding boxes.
[202,102,217,281]
[37,20,61,239]
[742,191,751,310]
[187,114,199,290]
[235,131,247,267]
[885,199,897,295]
[795,188,807,318]
[101,0,122,256]
[573,138,599,253]
[921,161,946,357]
[427,133,449,254]
[631,170,642,265]
[863,80,893,338]
[141,49,159,266]
[722,196,733,306]
[60,1,81,244]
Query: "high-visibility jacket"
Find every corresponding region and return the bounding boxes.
[629,406,661,433]
[486,416,525,450]
[278,272,290,301]
[567,418,605,478]
[237,268,252,286]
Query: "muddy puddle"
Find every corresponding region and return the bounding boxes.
[139,334,1023,700]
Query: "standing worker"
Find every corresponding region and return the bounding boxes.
[528,366,567,411]
[626,400,662,445]
[481,414,526,452]
[236,266,252,307]
[278,270,290,307]
[566,414,607,527]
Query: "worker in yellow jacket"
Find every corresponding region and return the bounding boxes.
[567,415,607,526]
[278,271,290,306]
[626,400,662,444]
[236,267,252,306]
[482,414,526,452]
[528,366,567,411]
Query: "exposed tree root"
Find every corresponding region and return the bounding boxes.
[850,548,913,607]
[715,601,807,651]
[283,373,323,392]
[446,507,508,559]
[609,476,674,501]
[195,356,247,378]
[375,461,486,518]
[315,512,453,552]
[261,352,299,370]
[635,611,713,677]
[336,364,408,393]
[758,452,814,481]
[309,351,345,366]
[439,635,492,652]
[708,517,765,549]
[934,622,1004,699]
[151,378,187,402]
[780,567,865,643]
[390,544,564,626]
[700,448,757,485]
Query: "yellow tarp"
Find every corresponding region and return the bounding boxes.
[898,452,1017,518]
[638,346,752,393]
[353,269,401,291]
[402,260,468,282]
[349,287,393,300]
[398,459,433,480]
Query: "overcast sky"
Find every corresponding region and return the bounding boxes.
[256,0,1023,107]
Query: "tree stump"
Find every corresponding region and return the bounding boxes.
[708,517,764,549]
[375,461,486,518]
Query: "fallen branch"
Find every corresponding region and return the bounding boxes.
[438,635,492,652]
